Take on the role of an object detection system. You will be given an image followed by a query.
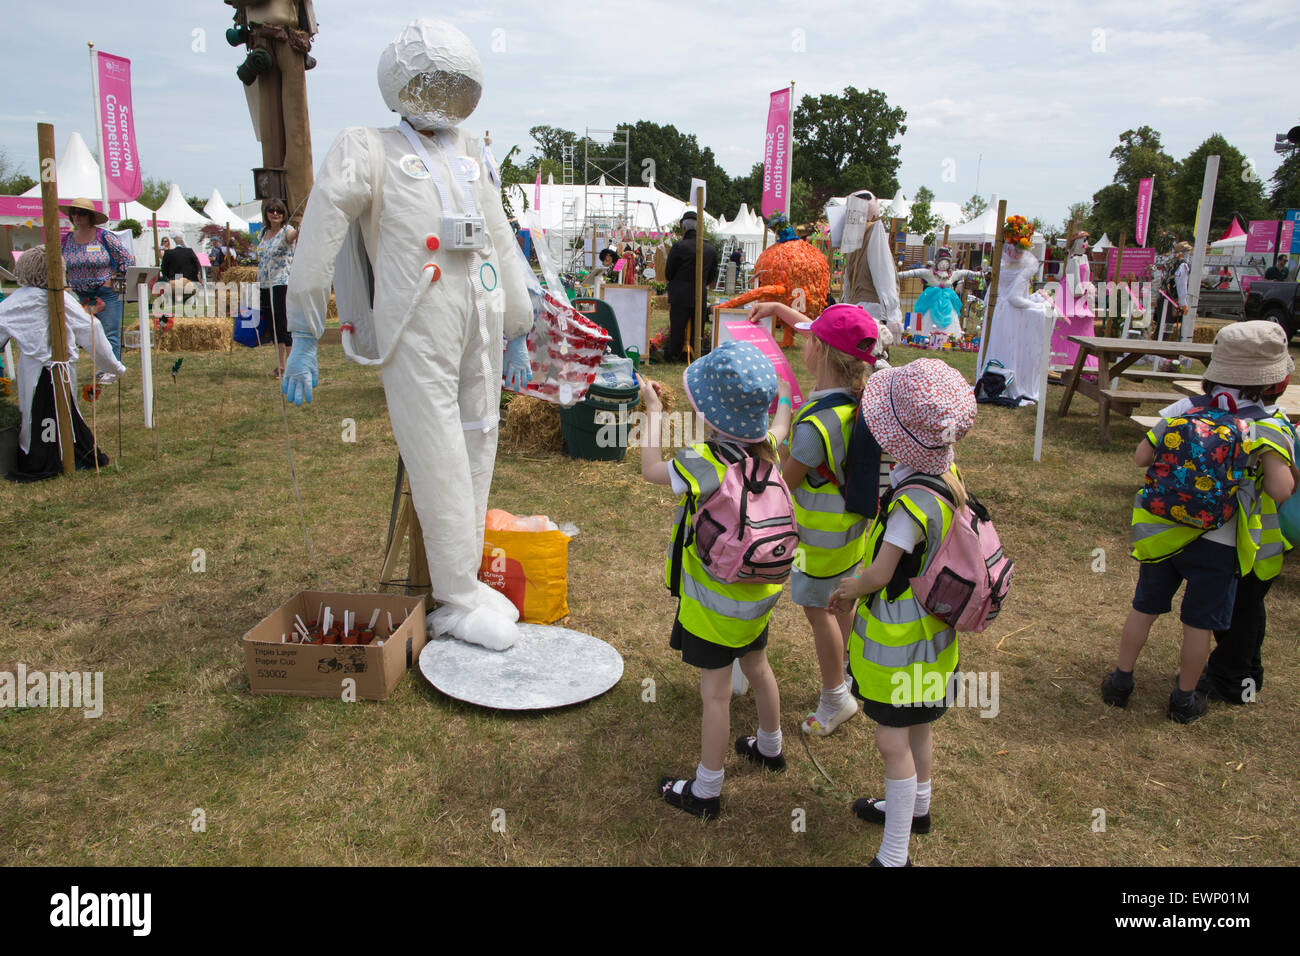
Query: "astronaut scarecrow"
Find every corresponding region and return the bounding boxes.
[899,246,981,341]
[832,190,903,347]
[282,20,535,652]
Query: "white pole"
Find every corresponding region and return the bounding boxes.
[1184,155,1219,344]
[89,44,111,221]
[1034,310,1055,462]
[137,282,154,428]
[785,82,795,220]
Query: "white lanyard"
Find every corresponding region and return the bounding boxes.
[398,120,478,218]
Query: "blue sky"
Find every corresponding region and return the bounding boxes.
[2,0,1296,226]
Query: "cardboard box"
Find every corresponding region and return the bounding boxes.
[242,591,427,700]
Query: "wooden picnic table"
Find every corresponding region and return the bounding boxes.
[1057,336,1215,444]
[1172,379,1300,423]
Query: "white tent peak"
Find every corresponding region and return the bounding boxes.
[155,184,212,225]
[21,131,103,200]
[546,173,555,185]
[203,188,249,232]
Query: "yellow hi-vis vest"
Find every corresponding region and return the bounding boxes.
[848,484,959,705]
[1130,417,1262,575]
[1250,414,1297,581]
[1130,412,1295,576]
[666,441,783,648]
[790,397,869,578]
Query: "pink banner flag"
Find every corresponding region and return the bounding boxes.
[1135,177,1153,248]
[96,52,141,202]
[533,171,541,211]
[760,88,791,219]
[1280,219,1295,255]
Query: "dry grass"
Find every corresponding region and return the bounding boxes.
[1,306,1298,867]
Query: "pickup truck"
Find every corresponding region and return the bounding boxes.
[1243,281,1299,341]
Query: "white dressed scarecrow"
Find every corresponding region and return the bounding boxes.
[283,19,535,651]
[899,246,981,340]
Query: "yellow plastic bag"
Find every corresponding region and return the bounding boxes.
[479,516,571,624]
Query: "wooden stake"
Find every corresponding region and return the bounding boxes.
[977,199,1009,375]
[692,185,705,361]
[151,213,160,265]
[37,123,76,475]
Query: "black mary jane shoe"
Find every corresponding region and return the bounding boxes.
[659,777,720,820]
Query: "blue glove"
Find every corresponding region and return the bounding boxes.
[282,334,319,405]
[503,335,532,392]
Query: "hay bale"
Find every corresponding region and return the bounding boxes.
[224,266,258,286]
[152,316,232,352]
[500,394,563,453]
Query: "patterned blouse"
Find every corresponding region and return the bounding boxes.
[257,227,295,288]
[61,229,135,292]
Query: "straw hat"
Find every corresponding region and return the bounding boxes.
[59,197,108,226]
[1204,321,1295,387]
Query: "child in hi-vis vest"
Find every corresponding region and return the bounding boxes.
[829,360,977,867]
[638,341,794,820]
[1103,321,1297,722]
[752,301,882,736]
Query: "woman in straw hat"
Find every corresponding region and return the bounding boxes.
[0,245,125,480]
[59,197,135,365]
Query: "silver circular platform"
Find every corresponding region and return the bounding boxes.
[418,623,624,710]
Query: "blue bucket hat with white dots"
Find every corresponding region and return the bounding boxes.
[682,340,778,443]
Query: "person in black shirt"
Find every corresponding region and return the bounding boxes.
[160,234,202,282]
[664,211,718,361]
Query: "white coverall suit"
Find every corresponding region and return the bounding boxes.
[285,21,532,649]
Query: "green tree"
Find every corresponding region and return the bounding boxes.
[138,177,168,210]
[528,125,578,163]
[1269,148,1300,215]
[1087,126,1178,243]
[793,86,907,209]
[960,193,988,222]
[907,185,943,243]
[1168,134,1267,239]
[0,147,36,194]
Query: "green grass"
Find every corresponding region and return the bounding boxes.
[1,310,1298,866]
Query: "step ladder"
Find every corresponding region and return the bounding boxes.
[714,237,736,293]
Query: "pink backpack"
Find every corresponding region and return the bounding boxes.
[693,451,799,584]
[893,475,1013,632]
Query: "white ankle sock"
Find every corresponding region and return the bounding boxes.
[814,681,851,724]
[876,775,917,867]
[872,782,930,818]
[756,726,783,758]
[692,763,724,799]
[913,779,932,816]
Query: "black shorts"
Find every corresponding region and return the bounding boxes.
[849,670,949,727]
[1131,536,1237,631]
[260,284,292,346]
[670,613,768,671]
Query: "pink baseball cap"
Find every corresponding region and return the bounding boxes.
[795,303,879,364]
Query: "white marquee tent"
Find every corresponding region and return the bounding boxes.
[203,188,249,233]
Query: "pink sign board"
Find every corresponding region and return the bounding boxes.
[724,319,805,413]
[96,52,142,202]
[760,88,791,219]
[1246,220,1278,254]
[1279,220,1294,255]
[0,196,121,220]
[1105,246,1156,281]
[1135,178,1153,248]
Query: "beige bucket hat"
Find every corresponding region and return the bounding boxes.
[1204,320,1295,386]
